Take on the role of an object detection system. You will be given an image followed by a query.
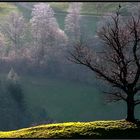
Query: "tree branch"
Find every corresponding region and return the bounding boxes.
[134,99,140,106]
[104,91,127,102]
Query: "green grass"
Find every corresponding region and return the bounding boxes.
[49,2,131,15]
[50,2,69,12]
[20,74,129,123]
[0,73,128,123]
[0,3,18,18]
[0,72,128,122]
[20,75,102,122]
[0,120,139,138]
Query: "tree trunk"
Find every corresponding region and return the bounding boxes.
[126,94,135,122]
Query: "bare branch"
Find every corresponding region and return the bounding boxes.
[104,91,127,102]
[135,99,140,106]
[69,8,140,109]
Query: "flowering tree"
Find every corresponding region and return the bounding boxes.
[1,12,26,57]
[65,2,82,44]
[30,3,67,65]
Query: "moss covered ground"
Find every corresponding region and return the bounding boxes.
[0,120,140,138]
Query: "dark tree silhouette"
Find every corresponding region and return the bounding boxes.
[69,9,140,122]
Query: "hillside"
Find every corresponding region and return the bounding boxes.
[0,2,135,31]
[0,120,140,138]
[0,2,135,19]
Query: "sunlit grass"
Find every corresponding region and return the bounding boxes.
[0,120,139,138]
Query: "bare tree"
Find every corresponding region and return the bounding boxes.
[69,9,140,122]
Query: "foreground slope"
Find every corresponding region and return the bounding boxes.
[0,120,140,138]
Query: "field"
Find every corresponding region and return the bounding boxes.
[3,73,128,122]
[0,120,140,138]
[0,72,129,123]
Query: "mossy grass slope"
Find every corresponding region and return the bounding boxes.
[0,120,140,138]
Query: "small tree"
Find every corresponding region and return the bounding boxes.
[7,68,25,110]
[69,8,140,122]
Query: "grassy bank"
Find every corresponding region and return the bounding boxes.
[0,120,139,138]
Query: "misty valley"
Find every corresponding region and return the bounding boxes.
[0,2,140,139]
